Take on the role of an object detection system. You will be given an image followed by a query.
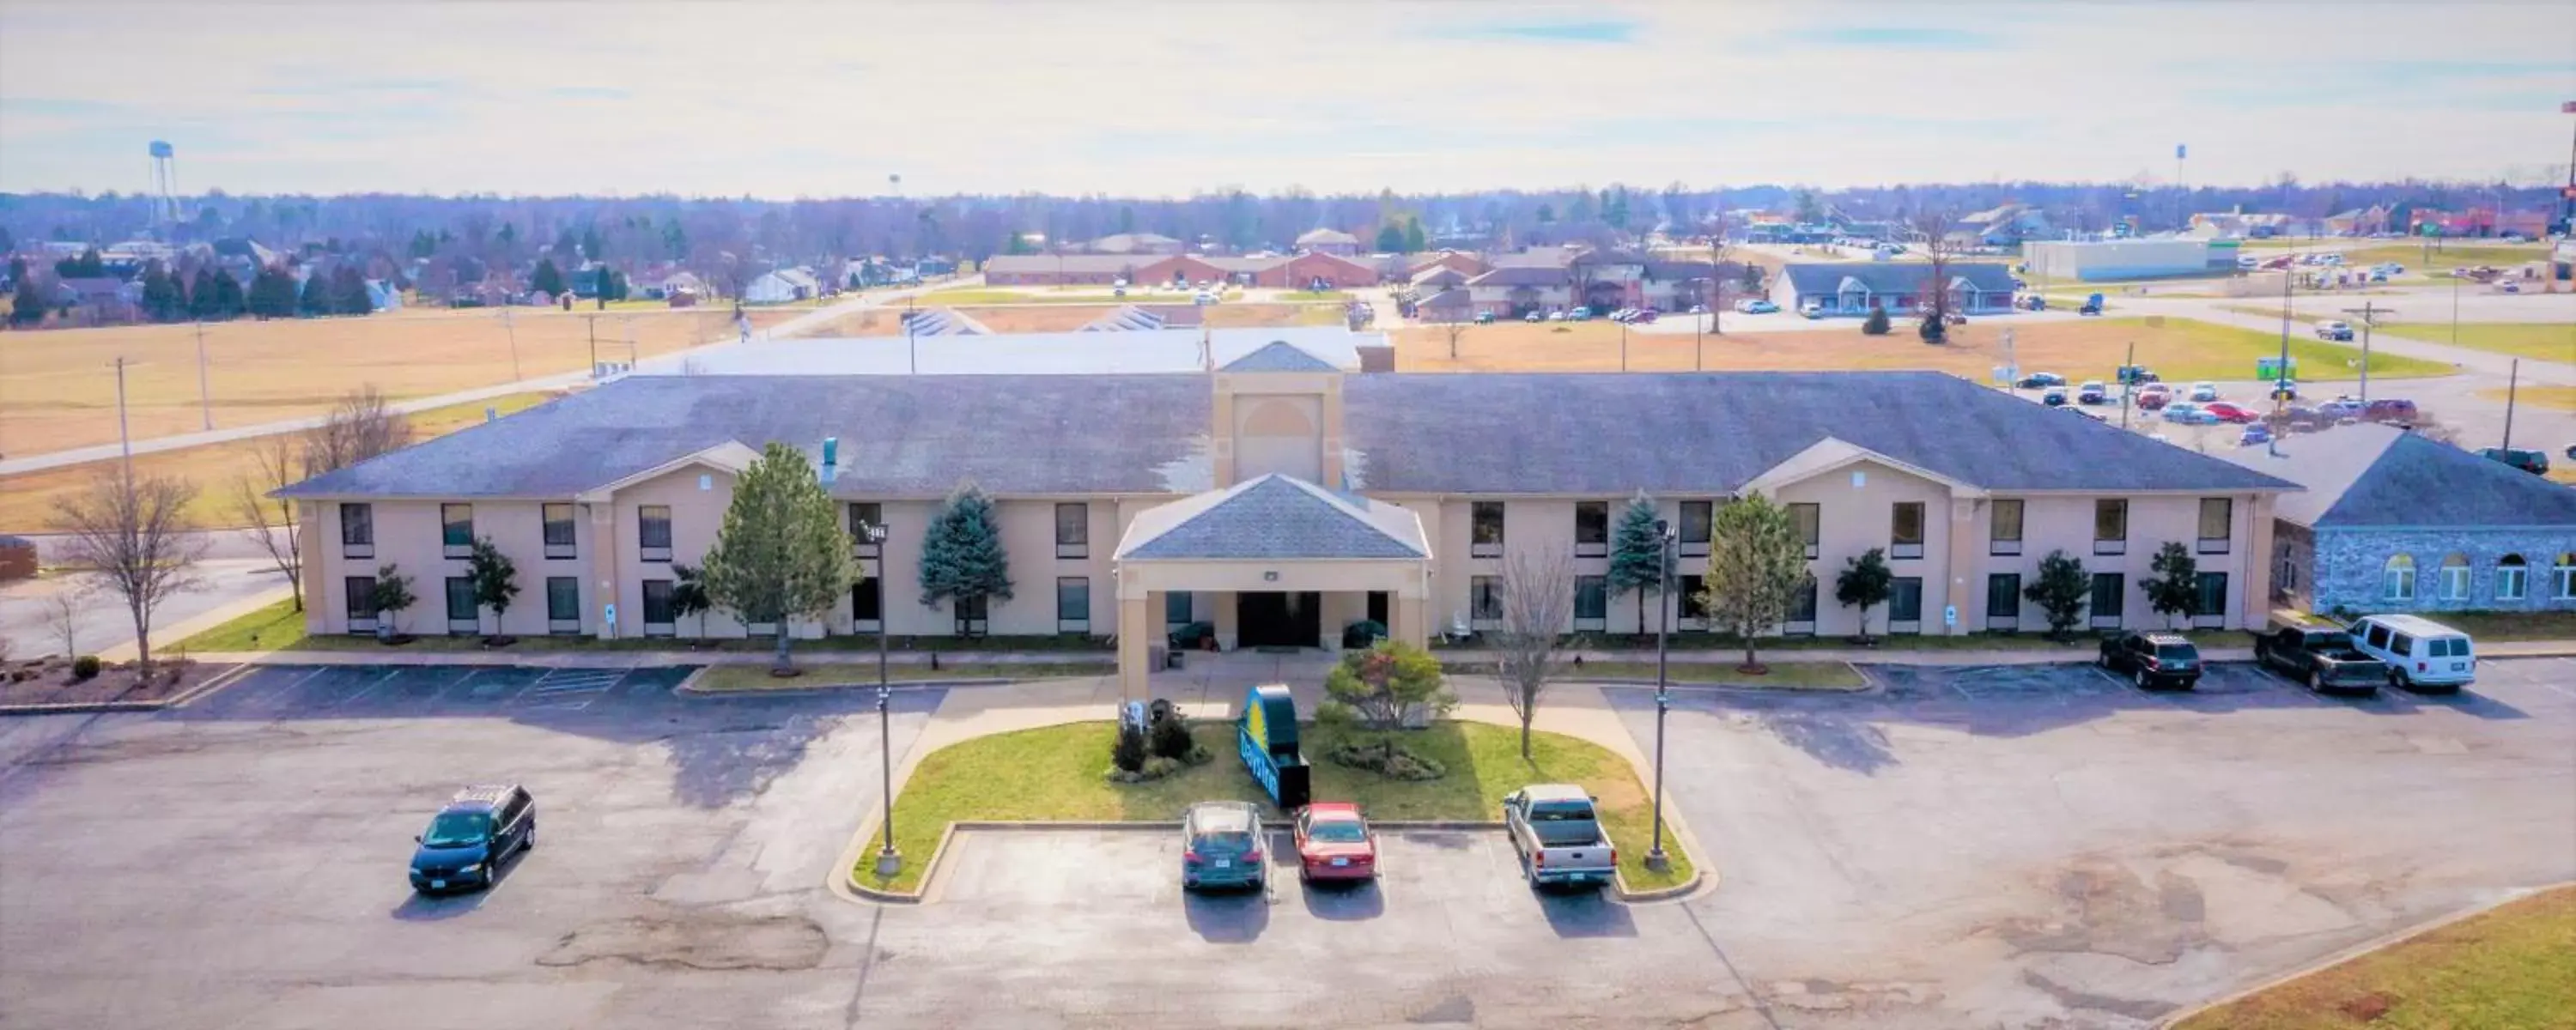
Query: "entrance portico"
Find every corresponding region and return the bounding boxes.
[1112,474,1433,697]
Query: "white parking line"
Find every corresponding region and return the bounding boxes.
[338,669,402,707]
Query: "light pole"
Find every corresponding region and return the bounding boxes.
[868,522,899,875]
[1647,518,1675,871]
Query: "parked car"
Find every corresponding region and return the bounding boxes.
[1502,785,1614,890]
[2078,294,2105,316]
[1687,304,1708,315]
[2348,614,2477,693]
[2363,398,2419,423]
[1473,311,1496,324]
[2478,447,2550,476]
[1292,803,1377,884]
[2076,380,2110,404]
[1739,299,1779,314]
[1522,310,1544,323]
[1633,309,1660,324]
[2136,385,2172,410]
[2255,624,2388,694]
[2016,372,2066,390]
[1180,801,1268,892]
[2269,379,2300,402]
[2161,402,2220,425]
[410,785,536,894]
[2042,386,2068,407]
[2500,281,2521,294]
[1567,307,1594,321]
[2016,294,2047,312]
[1546,308,1568,321]
[2202,401,2258,423]
[2116,365,2160,385]
[1800,302,1825,319]
[2314,320,2354,342]
[2097,631,2203,690]
[2238,422,2273,446]
[2187,381,2220,403]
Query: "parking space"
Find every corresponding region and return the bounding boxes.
[176,663,697,723]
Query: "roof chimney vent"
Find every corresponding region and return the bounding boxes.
[821,436,840,485]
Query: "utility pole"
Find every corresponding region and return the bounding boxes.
[585,312,598,377]
[2119,340,2136,429]
[114,356,135,483]
[2340,300,2391,403]
[192,320,214,431]
[2502,359,2521,450]
[1646,519,1674,872]
[502,308,522,382]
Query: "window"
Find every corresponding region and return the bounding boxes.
[2382,554,2416,602]
[444,576,478,634]
[638,505,673,562]
[2193,572,2229,628]
[2196,498,2233,554]
[1368,591,1389,627]
[954,594,989,637]
[345,576,378,634]
[1574,502,1609,557]
[340,503,374,558]
[854,578,883,630]
[641,579,675,636]
[2092,500,2127,556]
[541,503,577,560]
[1054,577,1091,633]
[1989,500,2023,556]
[1470,575,1504,627]
[1785,578,1818,635]
[1679,500,1713,557]
[2495,554,2528,603]
[1890,502,1925,560]
[850,503,882,557]
[1055,502,1088,559]
[1471,502,1504,558]
[1887,577,1923,633]
[546,577,580,634]
[1789,502,1820,560]
[2364,622,2390,650]
[441,503,474,559]
[1573,575,1607,631]
[1986,573,2021,631]
[2558,554,2576,601]
[2090,573,2126,629]
[1678,574,1709,627]
[1164,591,1191,629]
[2437,554,2470,602]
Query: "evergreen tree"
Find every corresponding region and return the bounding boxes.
[8,274,46,327]
[1834,548,1894,643]
[1862,306,1891,335]
[604,268,629,302]
[332,266,374,315]
[247,266,300,319]
[661,217,687,258]
[138,262,186,322]
[530,257,565,297]
[496,221,518,246]
[0,226,14,254]
[1402,215,1427,253]
[408,229,437,259]
[2023,550,2091,640]
[53,247,104,278]
[209,267,246,318]
[187,268,226,320]
[1535,203,1556,224]
[700,443,859,670]
[2144,542,2201,629]
[465,537,520,638]
[300,271,334,316]
[581,225,605,260]
[1373,224,1405,253]
[1702,493,1809,673]
[918,480,1013,635]
[1606,186,1631,231]
[1793,189,1823,223]
[1605,493,1673,639]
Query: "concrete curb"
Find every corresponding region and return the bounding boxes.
[0,663,254,717]
[2153,880,2576,1028]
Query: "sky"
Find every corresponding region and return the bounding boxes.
[2,1,2571,199]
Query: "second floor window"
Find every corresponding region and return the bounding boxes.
[1574,502,1609,557]
[1679,500,1713,557]
[850,503,882,557]
[1471,501,1504,557]
[1789,502,1820,560]
[1056,502,1088,559]
[2093,500,2128,555]
[1990,499,2024,556]
[543,503,576,559]
[1891,502,1925,560]
[340,502,374,558]
[2197,498,2233,554]
[638,505,672,561]
[440,503,473,558]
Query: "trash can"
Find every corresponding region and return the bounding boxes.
[1149,644,1168,673]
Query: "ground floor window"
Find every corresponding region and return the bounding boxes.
[854,578,883,630]
[1056,577,1091,634]
[2495,554,2527,602]
[2192,572,2228,628]
[1470,576,1503,628]
[546,577,581,634]
[1573,575,1607,632]
[1678,574,1709,628]
[2555,553,2576,601]
[641,579,675,637]
[2383,554,2415,602]
[1985,573,2021,631]
[2437,554,2470,602]
[346,576,378,634]
[444,577,477,635]
[2090,573,2126,629]
[1785,578,1818,636]
[955,594,988,637]
[1887,577,1923,634]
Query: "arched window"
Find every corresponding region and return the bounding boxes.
[2495,554,2528,603]
[2555,554,2576,602]
[2437,554,2471,602]
[2382,554,2415,602]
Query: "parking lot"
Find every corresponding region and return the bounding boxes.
[1,657,2569,1028]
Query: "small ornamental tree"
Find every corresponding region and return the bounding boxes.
[1321,640,1455,765]
[701,443,860,672]
[372,563,418,640]
[2024,549,2091,641]
[919,481,1013,635]
[465,536,520,639]
[1703,493,1808,673]
[1862,306,1892,335]
[1834,547,1894,644]
[2145,542,2201,629]
[1605,492,1672,639]
[671,562,714,639]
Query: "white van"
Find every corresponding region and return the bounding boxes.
[2347,614,2476,692]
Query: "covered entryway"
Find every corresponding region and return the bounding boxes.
[1236,591,1322,648]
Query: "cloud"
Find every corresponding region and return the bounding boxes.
[1778,27,2002,50]
[1443,17,1639,44]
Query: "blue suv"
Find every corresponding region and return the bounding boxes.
[410,785,535,894]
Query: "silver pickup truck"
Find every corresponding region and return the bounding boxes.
[1503,785,1614,889]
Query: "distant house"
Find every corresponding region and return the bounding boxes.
[1414,288,1473,323]
[52,276,134,323]
[743,268,819,304]
[1947,203,2051,247]
[1770,263,2019,318]
[364,280,404,312]
[2325,206,2393,237]
[2218,424,2576,615]
[1294,227,1361,257]
[659,270,708,300]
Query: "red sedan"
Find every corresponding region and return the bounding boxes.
[1293,803,1377,883]
[2202,401,2260,424]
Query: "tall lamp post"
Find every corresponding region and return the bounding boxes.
[867,523,899,876]
[1646,518,1675,871]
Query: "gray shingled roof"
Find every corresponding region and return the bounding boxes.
[1222,341,1340,373]
[1123,476,1425,560]
[1464,265,1567,288]
[1778,262,2017,296]
[2221,423,2576,529]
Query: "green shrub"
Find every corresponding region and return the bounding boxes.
[1141,756,1182,779]
[1110,721,1147,772]
[70,656,101,681]
[1324,737,1447,780]
[1149,711,1194,760]
[1185,744,1213,766]
[1861,306,1891,335]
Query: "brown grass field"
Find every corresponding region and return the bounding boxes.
[1394,316,2457,384]
[796,302,1341,337]
[0,391,564,533]
[0,307,796,457]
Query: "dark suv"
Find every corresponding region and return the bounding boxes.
[2099,631,2202,690]
[410,785,535,894]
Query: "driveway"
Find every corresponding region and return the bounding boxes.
[0,557,288,661]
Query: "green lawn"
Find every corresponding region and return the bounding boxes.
[172,598,1112,655]
[2174,885,2574,1030]
[170,597,310,653]
[694,661,1111,690]
[1275,290,1352,302]
[2106,318,2454,383]
[2379,323,2574,364]
[2413,610,2576,643]
[860,719,1693,895]
[2344,242,2550,270]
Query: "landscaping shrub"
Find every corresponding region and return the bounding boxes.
[1141,756,1181,779]
[1110,721,1147,772]
[1341,619,1386,650]
[1861,306,1891,335]
[1149,710,1194,760]
[1324,737,1448,781]
[70,656,100,682]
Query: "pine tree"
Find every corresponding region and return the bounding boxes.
[2144,542,2200,629]
[1373,224,1405,253]
[247,266,300,319]
[213,268,246,318]
[918,480,1013,636]
[300,271,334,316]
[9,273,47,327]
[1605,493,1671,639]
[187,268,226,320]
[1834,548,1894,643]
[2024,550,2091,640]
[700,443,858,670]
[1402,215,1427,253]
[1862,306,1891,335]
[139,262,185,322]
[332,266,374,315]
[530,257,565,297]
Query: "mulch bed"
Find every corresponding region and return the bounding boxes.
[0,658,228,708]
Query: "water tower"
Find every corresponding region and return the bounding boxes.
[149,140,179,227]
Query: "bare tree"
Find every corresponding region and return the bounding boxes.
[50,471,206,668]
[233,433,307,612]
[1442,318,1470,360]
[1492,549,1579,759]
[1908,208,1961,336]
[45,578,97,659]
[301,386,414,474]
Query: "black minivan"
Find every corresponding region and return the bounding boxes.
[409,785,535,894]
